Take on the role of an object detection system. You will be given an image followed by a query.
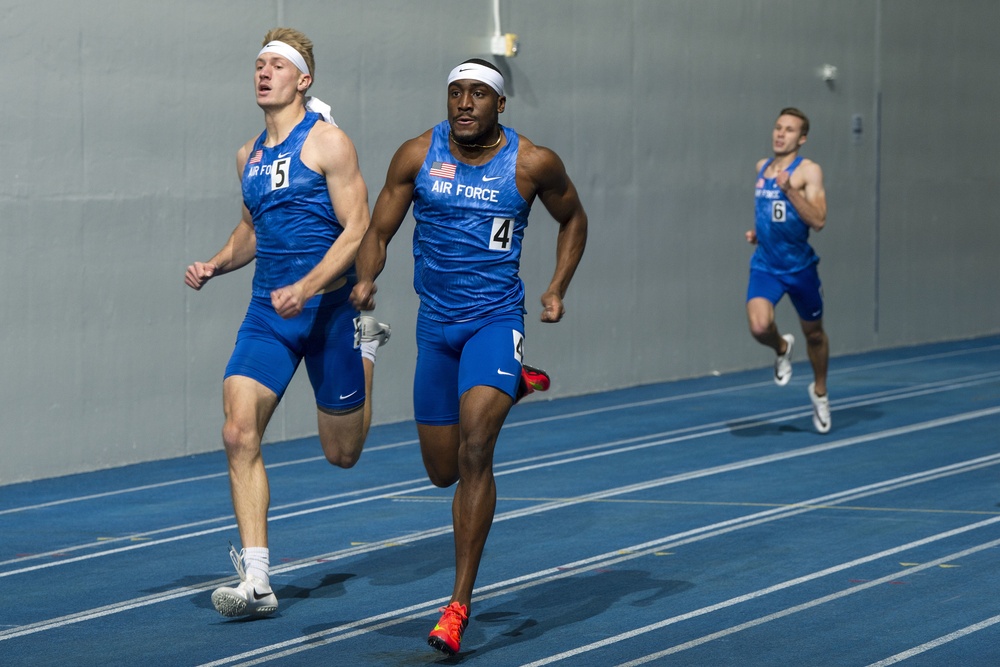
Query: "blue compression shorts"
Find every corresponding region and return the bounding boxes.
[413,311,526,426]
[224,282,365,413]
[747,265,824,322]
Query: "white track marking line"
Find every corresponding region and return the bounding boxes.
[864,615,1000,666]
[4,371,998,569]
[4,416,999,645]
[205,516,1000,666]
[4,403,998,577]
[3,347,997,515]
[600,538,1000,667]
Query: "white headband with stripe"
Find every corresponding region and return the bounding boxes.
[256,41,337,126]
[447,62,505,97]
[257,40,310,75]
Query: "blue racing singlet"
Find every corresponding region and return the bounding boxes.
[411,121,531,322]
[242,111,352,298]
[751,156,818,275]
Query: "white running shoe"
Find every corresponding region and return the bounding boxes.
[353,315,391,349]
[808,382,832,434]
[774,334,795,386]
[211,544,278,618]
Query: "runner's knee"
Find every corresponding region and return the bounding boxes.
[320,433,364,468]
[426,466,459,488]
[221,420,261,460]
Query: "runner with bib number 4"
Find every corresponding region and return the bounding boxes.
[351,58,585,654]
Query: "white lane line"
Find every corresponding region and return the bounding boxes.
[3,348,997,516]
[507,369,1000,428]
[865,615,1000,666]
[5,371,998,569]
[508,371,1000,466]
[0,475,437,567]
[602,538,1000,667]
[4,432,996,652]
[497,406,1000,483]
[4,401,998,578]
[0,440,417,517]
[207,514,1000,665]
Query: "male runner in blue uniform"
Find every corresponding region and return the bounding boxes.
[185,28,389,618]
[745,107,830,433]
[351,59,588,655]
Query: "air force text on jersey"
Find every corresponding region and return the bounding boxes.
[755,187,783,199]
[431,179,501,203]
[247,163,275,178]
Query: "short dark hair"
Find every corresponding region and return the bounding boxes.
[460,58,501,74]
[778,107,810,136]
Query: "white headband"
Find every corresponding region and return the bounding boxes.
[447,62,505,97]
[257,40,310,76]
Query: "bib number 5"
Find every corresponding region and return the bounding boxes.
[271,157,290,191]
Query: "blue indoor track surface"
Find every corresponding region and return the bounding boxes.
[2,336,999,666]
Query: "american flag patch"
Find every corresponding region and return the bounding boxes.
[429,161,456,179]
[249,149,263,165]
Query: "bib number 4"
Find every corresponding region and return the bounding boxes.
[512,330,524,364]
[490,217,514,251]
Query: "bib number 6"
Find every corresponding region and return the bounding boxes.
[771,200,786,223]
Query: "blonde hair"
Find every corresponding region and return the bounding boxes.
[262,27,315,82]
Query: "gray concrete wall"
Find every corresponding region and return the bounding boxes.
[1,0,997,484]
